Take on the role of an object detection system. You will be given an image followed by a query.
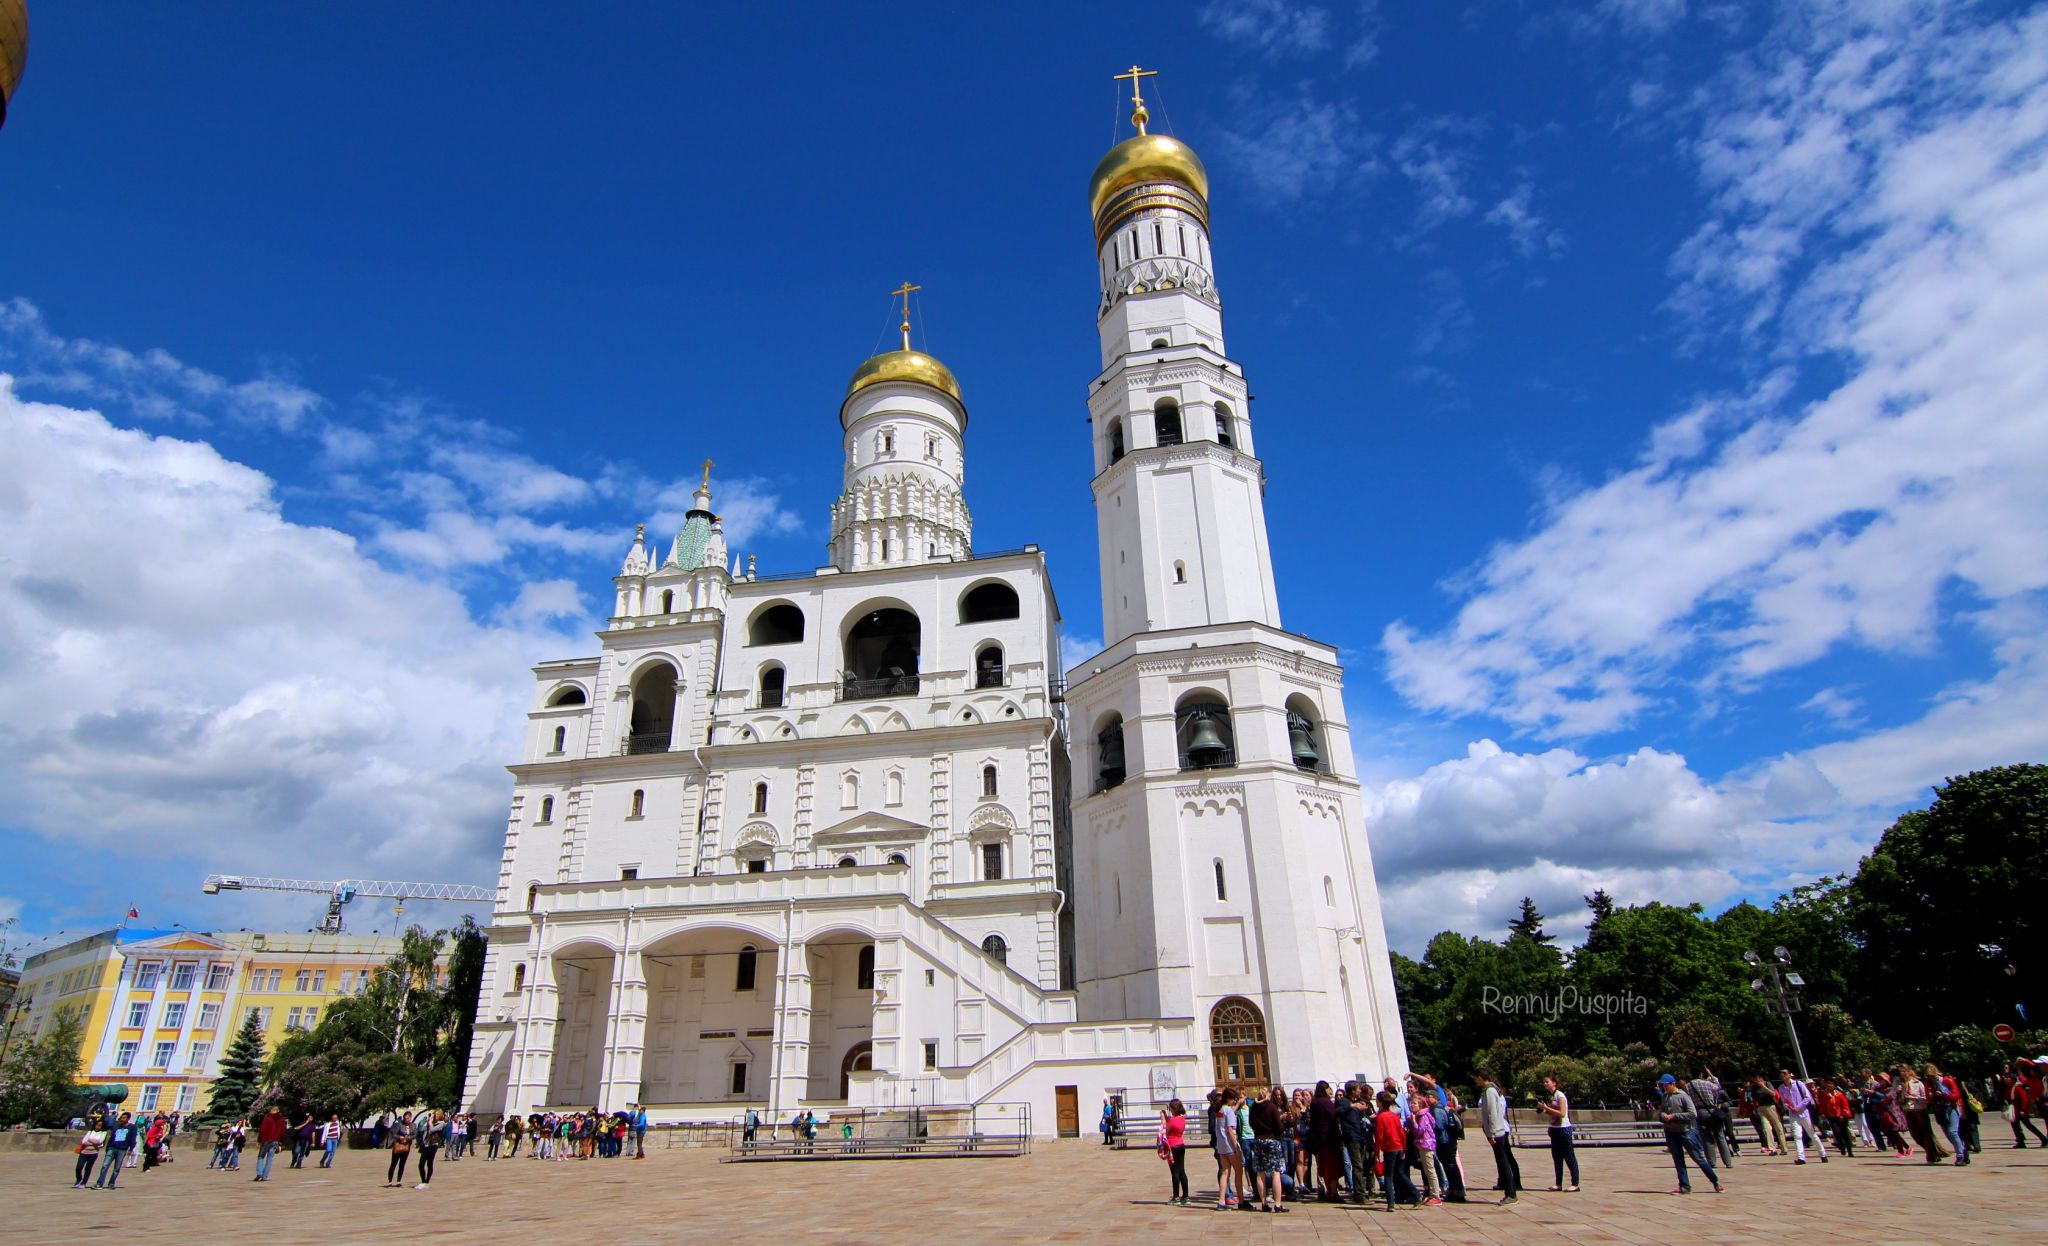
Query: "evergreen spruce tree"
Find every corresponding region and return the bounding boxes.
[205,1010,267,1122]
[1507,896,1554,945]
[1582,889,1618,953]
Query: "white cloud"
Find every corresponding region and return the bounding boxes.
[1385,5,2048,742]
[1363,739,1757,949]
[1597,0,1689,36]
[1197,0,1331,58]
[501,578,588,625]
[0,298,321,430]
[1391,118,1482,239]
[1484,182,1567,258]
[0,376,578,890]
[1214,92,1378,210]
[432,446,593,513]
[1060,632,1103,675]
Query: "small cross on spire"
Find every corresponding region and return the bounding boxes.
[700,458,714,489]
[1114,64,1158,134]
[891,281,922,351]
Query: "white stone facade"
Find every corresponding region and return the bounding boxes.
[463,107,1405,1132]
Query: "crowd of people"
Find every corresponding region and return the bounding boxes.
[1144,1056,2048,1209]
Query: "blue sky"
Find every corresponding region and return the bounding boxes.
[3,1,2044,955]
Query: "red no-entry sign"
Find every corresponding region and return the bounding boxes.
[1994,1023,2017,1042]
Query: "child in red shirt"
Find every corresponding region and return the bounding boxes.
[1374,1092,1415,1209]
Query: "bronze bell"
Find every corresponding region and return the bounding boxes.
[1099,729,1126,773]
[1290,719,1321,769]
[1185,713,1228,764]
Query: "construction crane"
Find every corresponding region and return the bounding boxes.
[201,874,495,934]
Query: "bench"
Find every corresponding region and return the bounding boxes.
[723,1131,1029,1162]
[1511,1120,1667,1148]
[1108,1113,1212,1150]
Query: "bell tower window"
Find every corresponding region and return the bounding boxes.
[1153,399,1182,447]
[1174,694,1236,771]
[1215,401,1236,449]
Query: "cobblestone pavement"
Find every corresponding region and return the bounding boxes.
[10,1136,2047,1245]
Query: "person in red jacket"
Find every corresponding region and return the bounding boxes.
[1374,1091,1416,1210]
[1817,1079,1854,1157]
[253,1106,288,1182]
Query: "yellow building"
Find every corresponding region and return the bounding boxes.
[3,927,439,1116]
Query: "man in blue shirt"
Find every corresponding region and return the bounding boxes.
[94,1113,135,1188]
[632,1104,649,1159]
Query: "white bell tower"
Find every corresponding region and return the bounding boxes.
[1085,72,1280,649]
[1065,69,1408,1090]
[828,283,973,572]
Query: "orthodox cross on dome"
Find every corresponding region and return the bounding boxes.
[1114,64,1157,135]
[891,281,921,351]
[700,458,714,489]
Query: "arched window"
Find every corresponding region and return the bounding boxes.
[1153,399,1183,447]
[1173,560,1187,584]
[974,643,1005,688]
[660,588,675,613]
[537,796,554,823]
[551,725,566,753]
[1324,875,1335,907]
[958,582,1020,623]
[887,852,908,866]
[511,962,526,992]
[629,789,645,818]
[1175,693,1236,771]
[628,662,679,754]
[838,856,858,869]
[856,945,875,990]
[1095,715,1126,792]
[526,883,540,910]
[749,603,805,646]
[1286,696,1324,772]
[844,606,920,697]
[752,782,769,815]
[1108,418,1125,464]
[841,772,859,808]
[1214,859,1228,901]
[546,685,587,707]
[735,946,758,992]
[1214,400,1236,449]
[758,665,785,709]
[1210,997,1270,1086]
[886,770,903,805]
[1150,337,1169,349]
[981,763,998,799]
[981,934,1008,965]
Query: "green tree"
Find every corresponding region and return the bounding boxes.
[1582,889,1618,955]
[1474,1036,1548,1096]
[429,917,487,1106]
[1848,764,2046,1040]
[204,1010,268,1123]
[0,1007,86,1127]
[1662,1004,1756,1078]
[1507,897,1554,945]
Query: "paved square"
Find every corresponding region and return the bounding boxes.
[9,1136,2045,1244]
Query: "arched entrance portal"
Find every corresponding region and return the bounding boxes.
[1209,997,1270,1088]
[839,1039,873,1100]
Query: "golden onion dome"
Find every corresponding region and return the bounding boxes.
[0,0,26,131]
[844,348,963,407]
[1089,132,1209,222]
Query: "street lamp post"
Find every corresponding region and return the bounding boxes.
[1746,946,1811,1082]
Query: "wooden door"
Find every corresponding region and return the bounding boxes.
[1055,1085,1080,1137]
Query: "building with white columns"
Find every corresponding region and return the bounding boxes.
[462,78,1404,1132]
